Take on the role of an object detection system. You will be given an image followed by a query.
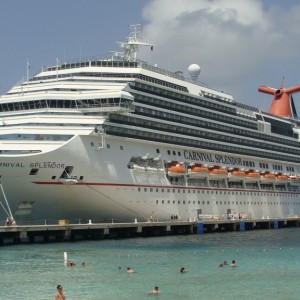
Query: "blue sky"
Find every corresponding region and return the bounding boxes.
[1,0,300,114]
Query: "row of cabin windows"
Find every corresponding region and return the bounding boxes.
[132,83,242,123]
[137,187,298,197]
[155,200,300,205]
[31,70,186,93]
[132,93,299,148]
[0,97,128,112]
[133,100,257,134]
[287,166,295,172]
[30,72,138,83]
[44,60,138,72]
[273,164,283,171]
[104,125,300,163]
[110,113,300,157]
[98,142,298,174]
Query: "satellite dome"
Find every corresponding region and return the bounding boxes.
[188,64,201,81]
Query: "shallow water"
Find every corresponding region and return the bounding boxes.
[1,228,300,299]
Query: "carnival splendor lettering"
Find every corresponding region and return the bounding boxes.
[0,161,65,168]
[183,150,243,166]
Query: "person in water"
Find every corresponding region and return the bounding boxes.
[180,267,187,273]
[149,286,160,295]
[55,285,65,300]
[127,267,135,273]
[230,260,236,267]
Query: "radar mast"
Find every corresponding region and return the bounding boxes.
[117,24,153,62]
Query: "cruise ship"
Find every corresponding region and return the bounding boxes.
[1,24,300,224]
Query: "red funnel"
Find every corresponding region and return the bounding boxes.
[258,83,300,117]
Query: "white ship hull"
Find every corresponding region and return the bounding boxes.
[0,135,299,224]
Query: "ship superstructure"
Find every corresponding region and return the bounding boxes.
[1,25,300,224]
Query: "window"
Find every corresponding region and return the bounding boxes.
[29,168,39,175]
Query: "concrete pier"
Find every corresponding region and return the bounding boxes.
[0,217,299,245]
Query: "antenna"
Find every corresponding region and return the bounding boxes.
[26,59,30,84]
[117,24,153,62]
[56,58,59,81]
[280,76,284,89]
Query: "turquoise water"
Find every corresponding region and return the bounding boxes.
[1,228,300,300]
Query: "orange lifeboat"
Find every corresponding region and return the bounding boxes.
[275,174,289,184]
[209,167,228,179]
[228,169,246,182]
[245,171,261,182]
[264,173,276,179]
[188,165,209,178]
[167,163,186,177]
[261,172,276,183]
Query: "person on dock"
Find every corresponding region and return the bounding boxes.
[149,286,160,295]
[55,285,65,300]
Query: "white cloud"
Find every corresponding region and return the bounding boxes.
[139,0,300,111]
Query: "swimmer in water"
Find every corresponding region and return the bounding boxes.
[149,286,160,295]
[55,285,65,300]
[127,267,135,273]
[230,260,236,267]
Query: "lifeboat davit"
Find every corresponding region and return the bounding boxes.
[167,163,186,177]
[188,165,209,178]
[228,169,246,182]
[209,167,228,179]
[288,176,300,186]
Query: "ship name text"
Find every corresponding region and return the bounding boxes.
[29,162,65,169]
[183,151,243,166]
[0,162,25,168]
[0,162,65,168]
